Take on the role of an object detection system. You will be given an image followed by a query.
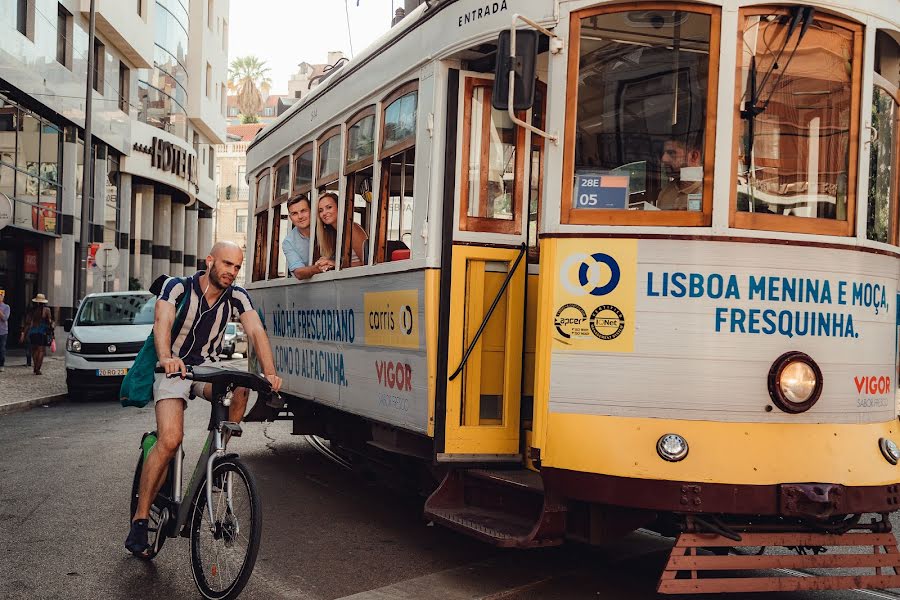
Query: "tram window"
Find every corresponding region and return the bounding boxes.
[868,32,900,244]
[313,183,339,265]
[251,171,270,282]
[317,129,341,184]
[268,159,291,279]
[346,108,375,169]
[460,79,524,234]
[528,83,546,261]
[341,167,373,268]
[273,159,289,201]
[565,7,717,226]
[382,84,417,156]
[734,8,862,235]
[292,144,313,197]
[375,147,415,263]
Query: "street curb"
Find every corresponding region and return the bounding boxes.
[0,394,68,416]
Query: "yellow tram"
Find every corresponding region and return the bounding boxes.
[244,0,900,592]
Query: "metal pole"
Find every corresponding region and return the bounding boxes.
[77,0,97,304]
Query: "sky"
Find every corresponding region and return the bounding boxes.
[229,0,399,95]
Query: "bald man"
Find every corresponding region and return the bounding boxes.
[126,241,282,556]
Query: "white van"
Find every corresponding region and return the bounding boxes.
[64,291,156,399]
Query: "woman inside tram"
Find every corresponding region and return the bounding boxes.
[316,191,368,268]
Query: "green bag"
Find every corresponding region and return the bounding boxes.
[120,283,191,408]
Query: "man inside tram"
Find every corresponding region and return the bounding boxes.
[282,195,323,280]
[656,137,703,211]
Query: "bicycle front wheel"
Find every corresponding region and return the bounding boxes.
[189,458,262,600]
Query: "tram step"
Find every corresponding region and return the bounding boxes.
[424,469,565,548]
[658,530,900,594]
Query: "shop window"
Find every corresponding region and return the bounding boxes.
[460,78,524,234]
[734,7,862,236]
[375,147,415,263]
[564,5,719,226]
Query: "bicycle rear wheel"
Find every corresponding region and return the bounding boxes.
[129,450,169,559]
[189,458,262,600]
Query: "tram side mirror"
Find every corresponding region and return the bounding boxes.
[492,29,538,112]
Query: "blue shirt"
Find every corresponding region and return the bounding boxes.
[0,302,8,336]
[282,227,310,273]
[159,272,254,366]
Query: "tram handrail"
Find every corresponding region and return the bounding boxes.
[448,243,527,382]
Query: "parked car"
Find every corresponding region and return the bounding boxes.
[64,291,156,399]
[221,322,247,358]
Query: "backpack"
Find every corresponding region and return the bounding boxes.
[120,281,192,408]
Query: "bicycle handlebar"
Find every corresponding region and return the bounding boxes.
[154,365,274,395]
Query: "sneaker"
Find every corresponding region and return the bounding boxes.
[125,519,150,555]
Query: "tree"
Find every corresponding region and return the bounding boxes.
[228,56,271,122]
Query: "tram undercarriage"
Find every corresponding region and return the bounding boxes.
[249,394,900,594]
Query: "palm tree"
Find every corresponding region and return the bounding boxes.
[228,56,272,123]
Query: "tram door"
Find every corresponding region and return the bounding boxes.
[439,72,531,462]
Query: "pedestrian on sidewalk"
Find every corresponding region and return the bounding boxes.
[20,293,53,375]
[0,289,8,372]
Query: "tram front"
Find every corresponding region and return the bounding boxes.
[522,0,900,594]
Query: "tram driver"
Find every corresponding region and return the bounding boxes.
[657,137,703,211]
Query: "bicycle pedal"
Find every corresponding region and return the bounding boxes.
[221,422,242,437]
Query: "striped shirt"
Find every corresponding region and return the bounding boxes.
[159,271,254,366]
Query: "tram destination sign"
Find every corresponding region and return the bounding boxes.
[574,172,629,209]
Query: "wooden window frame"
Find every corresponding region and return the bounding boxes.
[291,142,314,199]
[375,147,415,264]
[251,169,271,282]
[561,2,720,227]
[268,156,291,279]
[871,74,900,245]
[254,170,270,215]
[729,6,863,237]
[459,77,525,235]
[381,80,418,158]
[346,105,376,173]
[317,125,342,186]
[340,166,375,268]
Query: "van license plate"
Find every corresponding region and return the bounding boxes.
[97,368,127,376]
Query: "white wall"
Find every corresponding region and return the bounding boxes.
[187,0,228,144]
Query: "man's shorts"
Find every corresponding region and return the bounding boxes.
[153,373,207,405]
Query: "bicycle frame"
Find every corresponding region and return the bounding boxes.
[156,383,241,538]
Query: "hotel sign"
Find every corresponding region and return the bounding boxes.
[133,137,198,186]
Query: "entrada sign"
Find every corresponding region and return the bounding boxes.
[133,138,198,185]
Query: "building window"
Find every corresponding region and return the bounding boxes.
[56,5,72,68]
[92,39,105,93]
[236,209,247,234]
[208,0,213,29]
[137,0,142,17]
[223,21,228,51]
[206,63,212,98]
[118,62,130,113]
[16,0,33,39]
[208,147,215,180]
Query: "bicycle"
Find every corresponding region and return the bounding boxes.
[129,365,278,600]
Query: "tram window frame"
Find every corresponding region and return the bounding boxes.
[317,125,342,186]
[867,75,900,245]
[381,81,418,159]
[459,77,526,235]
[730,7,863,237]
[527,81,547,262]
[375,146,415,264]
[340,106,377,269]
[251,169,271,282]
[561,3,720,227]
[292,142,314,198]
[314,181,341,266]
[268,156,291,279]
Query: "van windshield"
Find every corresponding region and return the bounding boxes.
[76,294,156,326]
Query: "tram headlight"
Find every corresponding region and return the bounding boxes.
[656,433,689,462]
[767,352,822,414]
[879,438,900,466]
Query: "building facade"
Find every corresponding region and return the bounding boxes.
[0,0,229,343]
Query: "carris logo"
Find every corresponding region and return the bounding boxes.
[376,360,412,392]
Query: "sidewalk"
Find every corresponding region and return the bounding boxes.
[0,346,68,416]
